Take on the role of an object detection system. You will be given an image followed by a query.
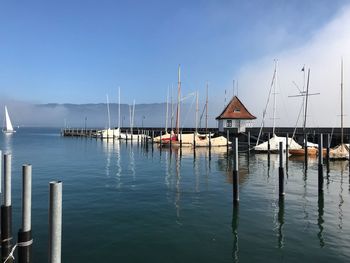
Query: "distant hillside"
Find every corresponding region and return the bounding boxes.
[17,102,220,128]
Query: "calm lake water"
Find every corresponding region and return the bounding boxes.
[1,128,350,262]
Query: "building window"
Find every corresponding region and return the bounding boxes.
[226,120,232,127]
[234,108,240,112]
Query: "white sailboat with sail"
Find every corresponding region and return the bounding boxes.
[2,106,15,134]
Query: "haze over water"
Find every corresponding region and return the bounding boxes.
[1,128,350,262]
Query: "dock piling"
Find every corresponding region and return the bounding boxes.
[1,154,13,263]
[267,133,271,167]
[285,133,289,169]
[233,137,239,206]
[279,142,285,197]
[18,164,33,263]
[318,134,324,192]
[304,133,308,170]
[226,130,229,152]
[248,131,251,155]
[49,181,62,263]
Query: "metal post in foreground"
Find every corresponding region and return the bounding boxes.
[49,181,62,263]
[233,137,239,205]
[0,150,2,192]
[2,154,13,263]
[318,134,324,192]
[279,142,285,197]
[18,164,33,263]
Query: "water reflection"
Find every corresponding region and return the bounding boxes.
[277,198,285,249]
[317,191,325,247]
[175,149,181,221]
[338,169,344,230]
[232,206,239,263]
[101,140,123,189]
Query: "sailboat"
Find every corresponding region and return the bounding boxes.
[192,85,229,147]
[99,94,121,139]
[153,88,176,143]
[329,59,349,160]
[254,61,302,153]
[2,106,15,134]
[289,68,319,156]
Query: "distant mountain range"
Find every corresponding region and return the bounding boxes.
[12,102,220,128]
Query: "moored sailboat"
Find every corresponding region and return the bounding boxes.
[254,61,302,153]
[329,59,349,160]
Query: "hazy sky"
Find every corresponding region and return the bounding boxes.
[1,0,350,127]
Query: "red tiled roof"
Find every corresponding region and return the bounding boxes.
[215,96,256,120]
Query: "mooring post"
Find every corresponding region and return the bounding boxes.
[226,130,229,152]
[304,133,308,170]
[326,133,330,172]
[285,133,289,169]
[18,164,33,263]
[49,181,62,263]
[267,133,271,167]
[1,154,13,263]
[209,132,212,150]
[160,131,162,147]
[318,134,324,192]
[233,137,239,206]
[248,131,251,155]
[137,130,140,145]
[180,131,183,148]
[279,142,285,197]
[193,132,196,148]
[0,150,2,192]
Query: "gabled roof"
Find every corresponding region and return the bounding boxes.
[216,96,256,120]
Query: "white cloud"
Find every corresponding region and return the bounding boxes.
[234,5,350,128]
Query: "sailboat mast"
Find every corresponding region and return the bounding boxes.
[206,82,208,134]
[272,60,277,135]
[195,91,198,134]
[303,69,310,132]
[176,65,181,137]
[118,87,121,128]
[132,100,135,133]
[171,84,173,133]
[165,88,169,133]
[341,58,344,145]
[106,94,111,129]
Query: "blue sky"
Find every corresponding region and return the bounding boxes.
[0,0,348,106]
